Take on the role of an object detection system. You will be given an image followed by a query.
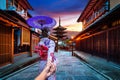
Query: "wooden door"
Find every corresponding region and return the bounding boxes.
[0,25,12,66]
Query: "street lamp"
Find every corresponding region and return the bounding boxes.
[55,40,58,52]
[71,36,74,56]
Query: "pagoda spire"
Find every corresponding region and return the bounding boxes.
[59,16,61,27]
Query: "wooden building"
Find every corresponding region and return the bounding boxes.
[74,0,120,63]
[0,0,40,67]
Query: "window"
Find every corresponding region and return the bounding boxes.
[7,0,16,10]
[104,1,109,11]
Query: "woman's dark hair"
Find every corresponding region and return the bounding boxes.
[41,27,50,37]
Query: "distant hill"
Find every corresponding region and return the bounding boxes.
[66,31,79,38]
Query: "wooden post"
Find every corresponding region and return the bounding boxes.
[106,31,109,61]
[72,42,74,56]
[11,27,14,63]
[29,31,32,57]
[56,39,58,52]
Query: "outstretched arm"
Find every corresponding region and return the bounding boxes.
[35,60,56,80]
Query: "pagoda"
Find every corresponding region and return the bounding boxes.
[53,17,67,40]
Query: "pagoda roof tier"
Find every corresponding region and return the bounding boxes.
[53,31,67,34]
[55,36,66,38]
[53,26,67,30]
[54,35,67,37]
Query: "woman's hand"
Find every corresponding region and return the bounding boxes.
[44,59,56,77]
[35,60,56,80]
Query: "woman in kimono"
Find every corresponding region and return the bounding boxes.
[35,27,56,80]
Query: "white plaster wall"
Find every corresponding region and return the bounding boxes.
[110,0,120,10]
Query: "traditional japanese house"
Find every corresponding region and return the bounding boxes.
[0,0,40,67]
[74,0,120,63]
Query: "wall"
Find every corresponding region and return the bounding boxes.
[0,0,6,10]
[110,0,120,9]
[78,25,120,63]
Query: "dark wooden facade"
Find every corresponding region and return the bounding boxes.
[0,0,34,66]
[0,10,16,66]
[75,3,120,64]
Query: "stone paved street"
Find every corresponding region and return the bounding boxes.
[5,50,108,80]
[5,62,39,80]
[55,50,107,80]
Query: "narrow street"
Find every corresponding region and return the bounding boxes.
[4,50,108,80]
[0,0,120,80]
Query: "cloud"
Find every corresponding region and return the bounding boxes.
[28,0,89,16]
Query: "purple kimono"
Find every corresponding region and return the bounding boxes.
[38,37,56,80]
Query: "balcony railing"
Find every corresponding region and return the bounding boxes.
[16,10,28,19]
[83,6,107,28]
[8,5,28,20]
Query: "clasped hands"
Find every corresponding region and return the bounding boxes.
[35,59,56,80]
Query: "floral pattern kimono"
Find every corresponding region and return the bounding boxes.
[36,37,56,80]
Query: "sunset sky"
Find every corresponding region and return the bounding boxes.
[28,0,89,37]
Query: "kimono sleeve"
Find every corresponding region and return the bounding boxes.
[38,39,44,46]
[47,40,55,62]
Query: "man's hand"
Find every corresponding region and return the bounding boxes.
[35,60,56,80]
